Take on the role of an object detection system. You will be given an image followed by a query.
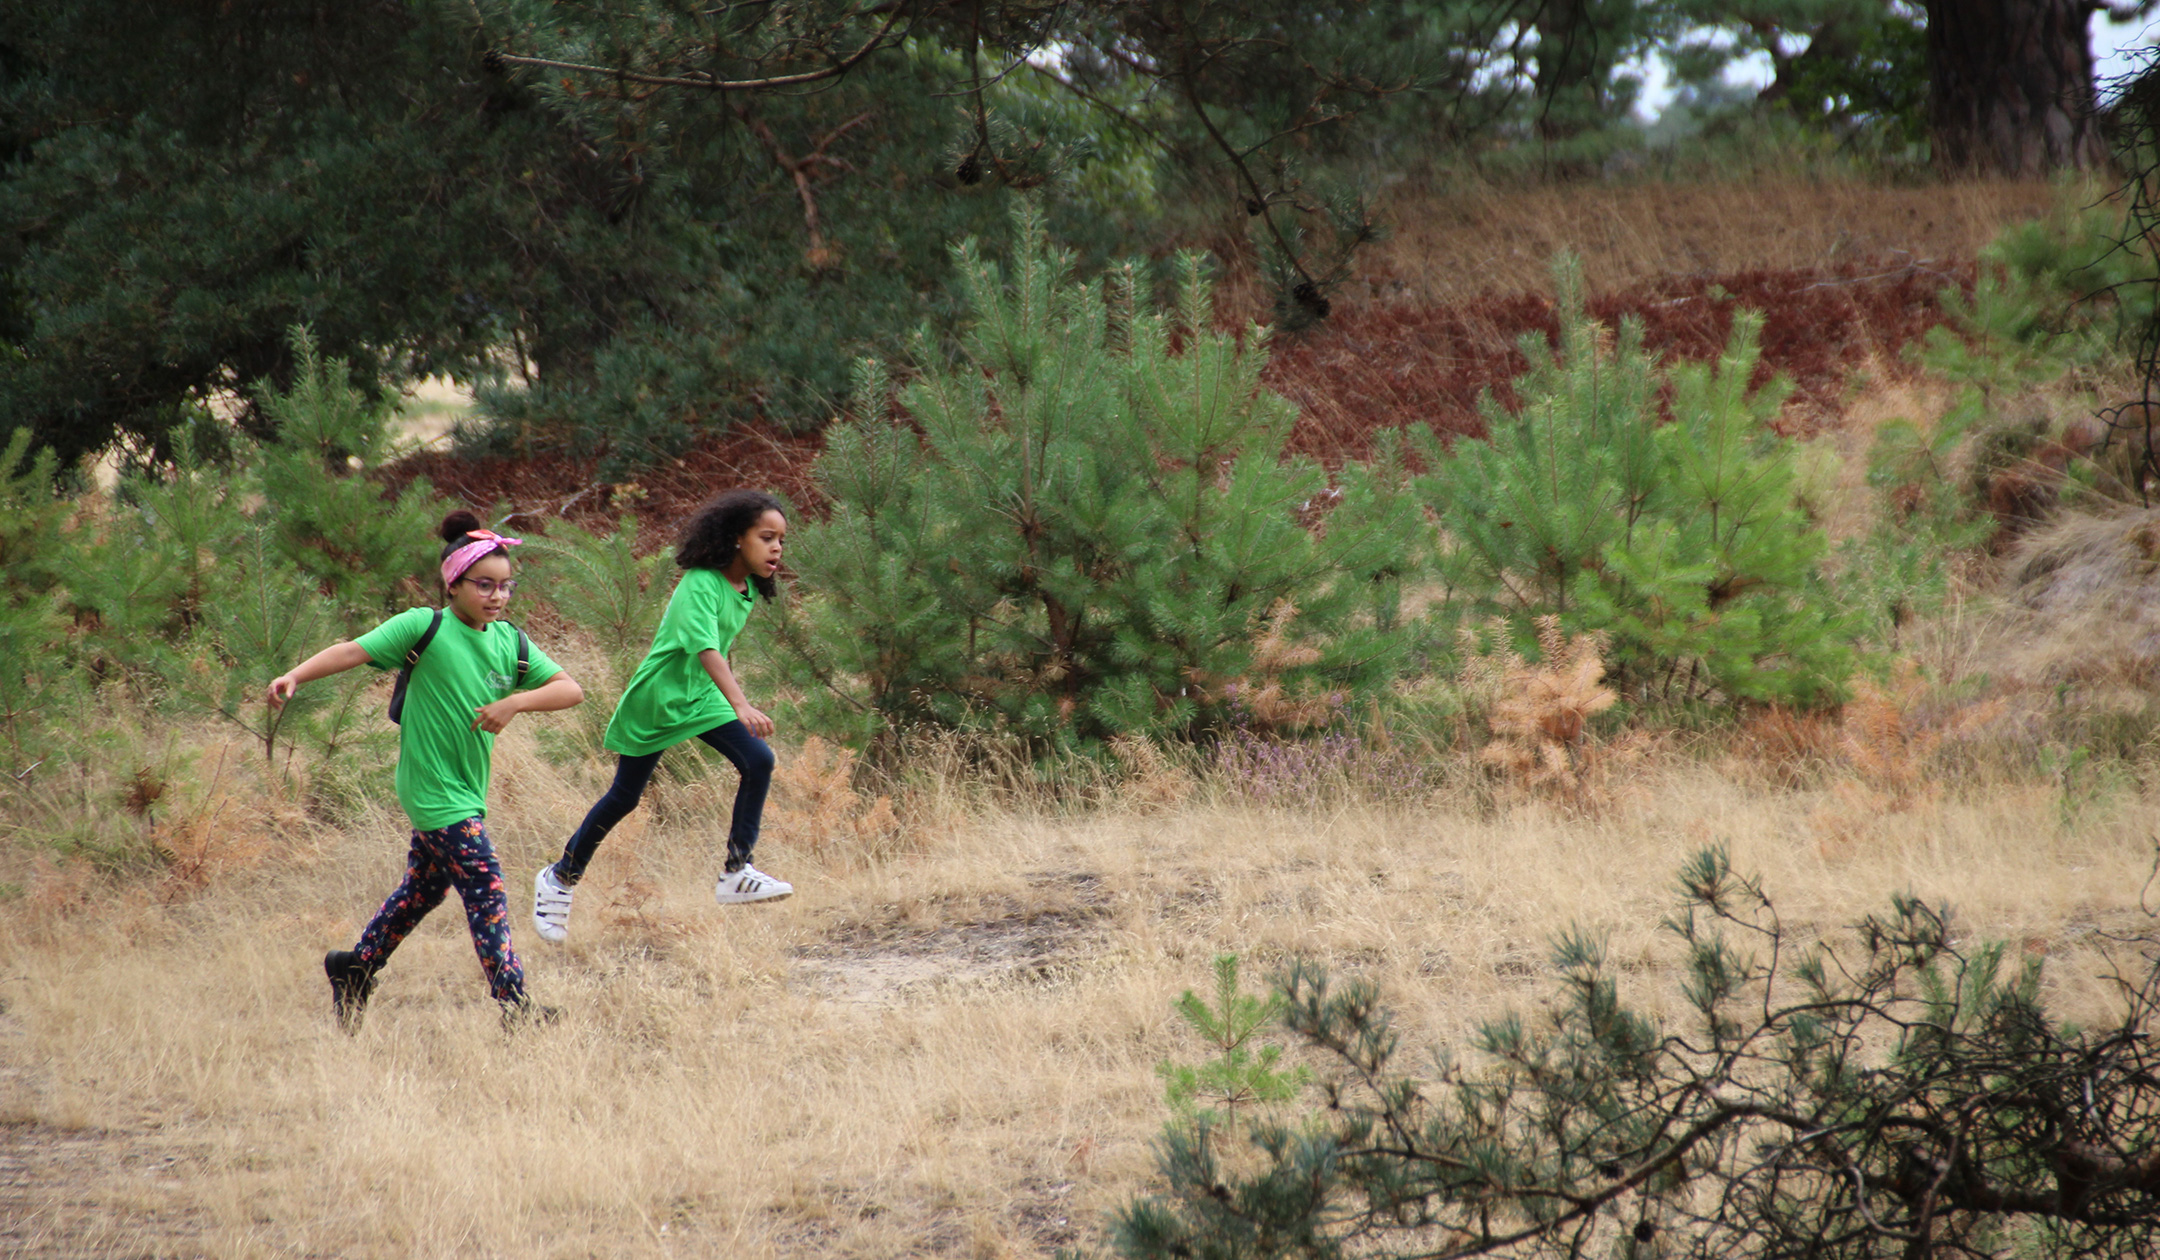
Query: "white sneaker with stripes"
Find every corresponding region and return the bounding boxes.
[714,863,792,905]
[532,865,575,943]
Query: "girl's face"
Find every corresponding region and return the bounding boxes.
[736,510,787,579]
[449,553,515,627]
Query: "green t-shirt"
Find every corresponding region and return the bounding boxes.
[355,607,563,832]
[603,568,755,756]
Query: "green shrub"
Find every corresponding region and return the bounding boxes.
[1155,954,1309,1126]
[0,591,73,782]
[0,428,67,594]
[1911,205,2135,451]
[1836,203,2158,646]
[1955,203,2155,369]
[0,430,74,775]
[1413,258,1853,708]
[768,200,1426,752]
[524,512,672,693]
[1830,409,1994,651]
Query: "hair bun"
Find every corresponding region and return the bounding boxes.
[440,509,484,542]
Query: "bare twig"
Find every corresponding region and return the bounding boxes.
[489,8,906,93]
[734,105,876,262]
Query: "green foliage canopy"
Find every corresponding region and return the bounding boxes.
[0,0,1466,473]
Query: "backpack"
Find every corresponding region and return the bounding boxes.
[387,610,531,724]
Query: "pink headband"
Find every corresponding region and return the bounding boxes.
[442,529,523,586]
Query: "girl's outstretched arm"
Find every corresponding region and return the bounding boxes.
[471,673,584,734]
[697,649,773,738]
[267,642,374,708]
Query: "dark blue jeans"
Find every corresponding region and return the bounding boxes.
[552,721,774,885]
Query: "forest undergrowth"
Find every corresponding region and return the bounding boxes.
[3,660,2157,1257]
[11,468,2160,1257]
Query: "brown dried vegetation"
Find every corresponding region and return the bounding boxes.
[1218,600,1334,734]
[1459,616,1638,807]
[1809,667,2006,855]
[768,735,903,867]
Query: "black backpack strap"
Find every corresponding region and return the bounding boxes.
[386,608,445,725]
[407,608,445,667]
[491,620,531,689]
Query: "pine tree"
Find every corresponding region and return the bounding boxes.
[2,0,1452,473]
[0,429,70,773]
[1156,954,1310,1126]
[770,199,1425,751]
[171,520,355,770]
[29,328,428,776]
[1416,258,1852,708]
[253,326,439,614]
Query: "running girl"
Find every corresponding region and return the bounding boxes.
[269,510,584,1029]
[532,489,790,943]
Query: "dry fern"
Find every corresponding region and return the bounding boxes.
[1732,706,1843,787]
[1809,665,2004,854]
[151,742,296,895]
[1461,616,1632,807]
[769,736,902,866]
[1218,600,1337,733]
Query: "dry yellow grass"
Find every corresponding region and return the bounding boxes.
[3,716,2156,1258]
[1362,176,2067,305]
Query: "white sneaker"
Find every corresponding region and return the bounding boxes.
[714,863,792,905]
[533,865,575,943]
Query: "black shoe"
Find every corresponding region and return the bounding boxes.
[500,999,562,1032]
[324,950,376,1033]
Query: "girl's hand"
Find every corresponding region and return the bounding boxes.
[266,643,370,710]
[737,704,775,739]
[471,696,524,734]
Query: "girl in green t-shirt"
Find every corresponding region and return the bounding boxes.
[268,510,585,1029]
[532,490,791,944]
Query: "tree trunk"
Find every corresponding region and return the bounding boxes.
[1923,0,2108,174]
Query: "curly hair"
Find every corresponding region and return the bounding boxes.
[676,489,786,598]
[437,509,509,571]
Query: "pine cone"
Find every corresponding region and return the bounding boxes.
[482,48,506,75]
[956,155,982,185]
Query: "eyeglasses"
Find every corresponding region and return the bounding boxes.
[460,578,518,598]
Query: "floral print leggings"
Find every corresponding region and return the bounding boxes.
[353,816,526,1004]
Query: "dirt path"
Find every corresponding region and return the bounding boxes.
[0,1008,214,1260]
[0,1121,214,1259]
